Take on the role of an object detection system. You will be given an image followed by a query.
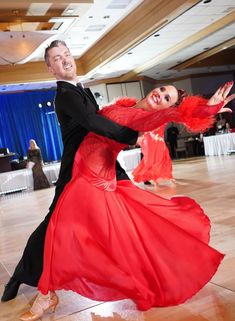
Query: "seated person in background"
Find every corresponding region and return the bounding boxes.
[215,114,230,134]
[225,122,230,133]
[27,139,50,190]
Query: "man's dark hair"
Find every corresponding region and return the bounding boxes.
[44,40,68,66]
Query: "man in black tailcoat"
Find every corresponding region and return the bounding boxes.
[1,40,138,301]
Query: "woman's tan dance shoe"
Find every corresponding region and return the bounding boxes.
[19,291,59,321]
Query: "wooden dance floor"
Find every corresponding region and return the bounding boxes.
[0,155,235,321]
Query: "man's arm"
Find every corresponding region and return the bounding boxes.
[60,90,138,145]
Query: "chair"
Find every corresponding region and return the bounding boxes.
[175,139,187,158]
[0,147,9,155]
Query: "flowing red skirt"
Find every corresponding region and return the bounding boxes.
[38,162,224,310]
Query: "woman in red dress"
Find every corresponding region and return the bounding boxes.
[20,82,234,320]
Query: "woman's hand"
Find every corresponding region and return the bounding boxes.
[207,81,235,113]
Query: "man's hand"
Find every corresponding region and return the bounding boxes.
[207,81,235,113]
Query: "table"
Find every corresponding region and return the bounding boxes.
[117,148,141,172]
[0,149,142,195]
[203,133,235,156]
[0,153,15,173]
[0,162,61,195]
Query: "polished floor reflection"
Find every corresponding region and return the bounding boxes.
[0,155,235,321]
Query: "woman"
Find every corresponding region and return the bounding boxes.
[27,139,50,190]
[20,82,234,320]
[132,124,175,186]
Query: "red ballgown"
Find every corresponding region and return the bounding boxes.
[132,125,174,183]
[38,98,224,310]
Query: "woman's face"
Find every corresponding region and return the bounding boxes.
[30,140,36,149]
[145,85,178,111]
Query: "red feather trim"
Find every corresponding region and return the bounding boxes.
[174,96,223,133]
[102,96,223,134]
[114,97,137,107]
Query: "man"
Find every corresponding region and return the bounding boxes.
[1,40,138,302]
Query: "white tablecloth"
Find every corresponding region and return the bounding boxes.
[117,148,141,172]
[0,162,61,194]
[203,133,235,156]
[0,150,142,194]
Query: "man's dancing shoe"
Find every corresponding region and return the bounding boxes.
[1,277,21,302]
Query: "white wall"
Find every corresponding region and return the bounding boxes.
[89,84,109,108]
[172,78,193,95]
[141,79,155,96]
[106,82,143,102]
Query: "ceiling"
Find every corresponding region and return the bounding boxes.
[0,0,234,93]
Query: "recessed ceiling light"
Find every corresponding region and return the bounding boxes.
[86,24,105,31]
[66,8,74,14]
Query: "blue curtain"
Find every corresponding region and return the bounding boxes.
[0,90,63,162]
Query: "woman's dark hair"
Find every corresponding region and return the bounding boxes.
[44,40,68,66]
[175,89,188,106]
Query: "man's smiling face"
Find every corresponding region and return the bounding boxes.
[47,44,77,82]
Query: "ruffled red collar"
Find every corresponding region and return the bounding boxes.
[114,97,138,107]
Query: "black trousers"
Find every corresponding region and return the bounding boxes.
[13,161,129,287]
[13,184,64,286]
